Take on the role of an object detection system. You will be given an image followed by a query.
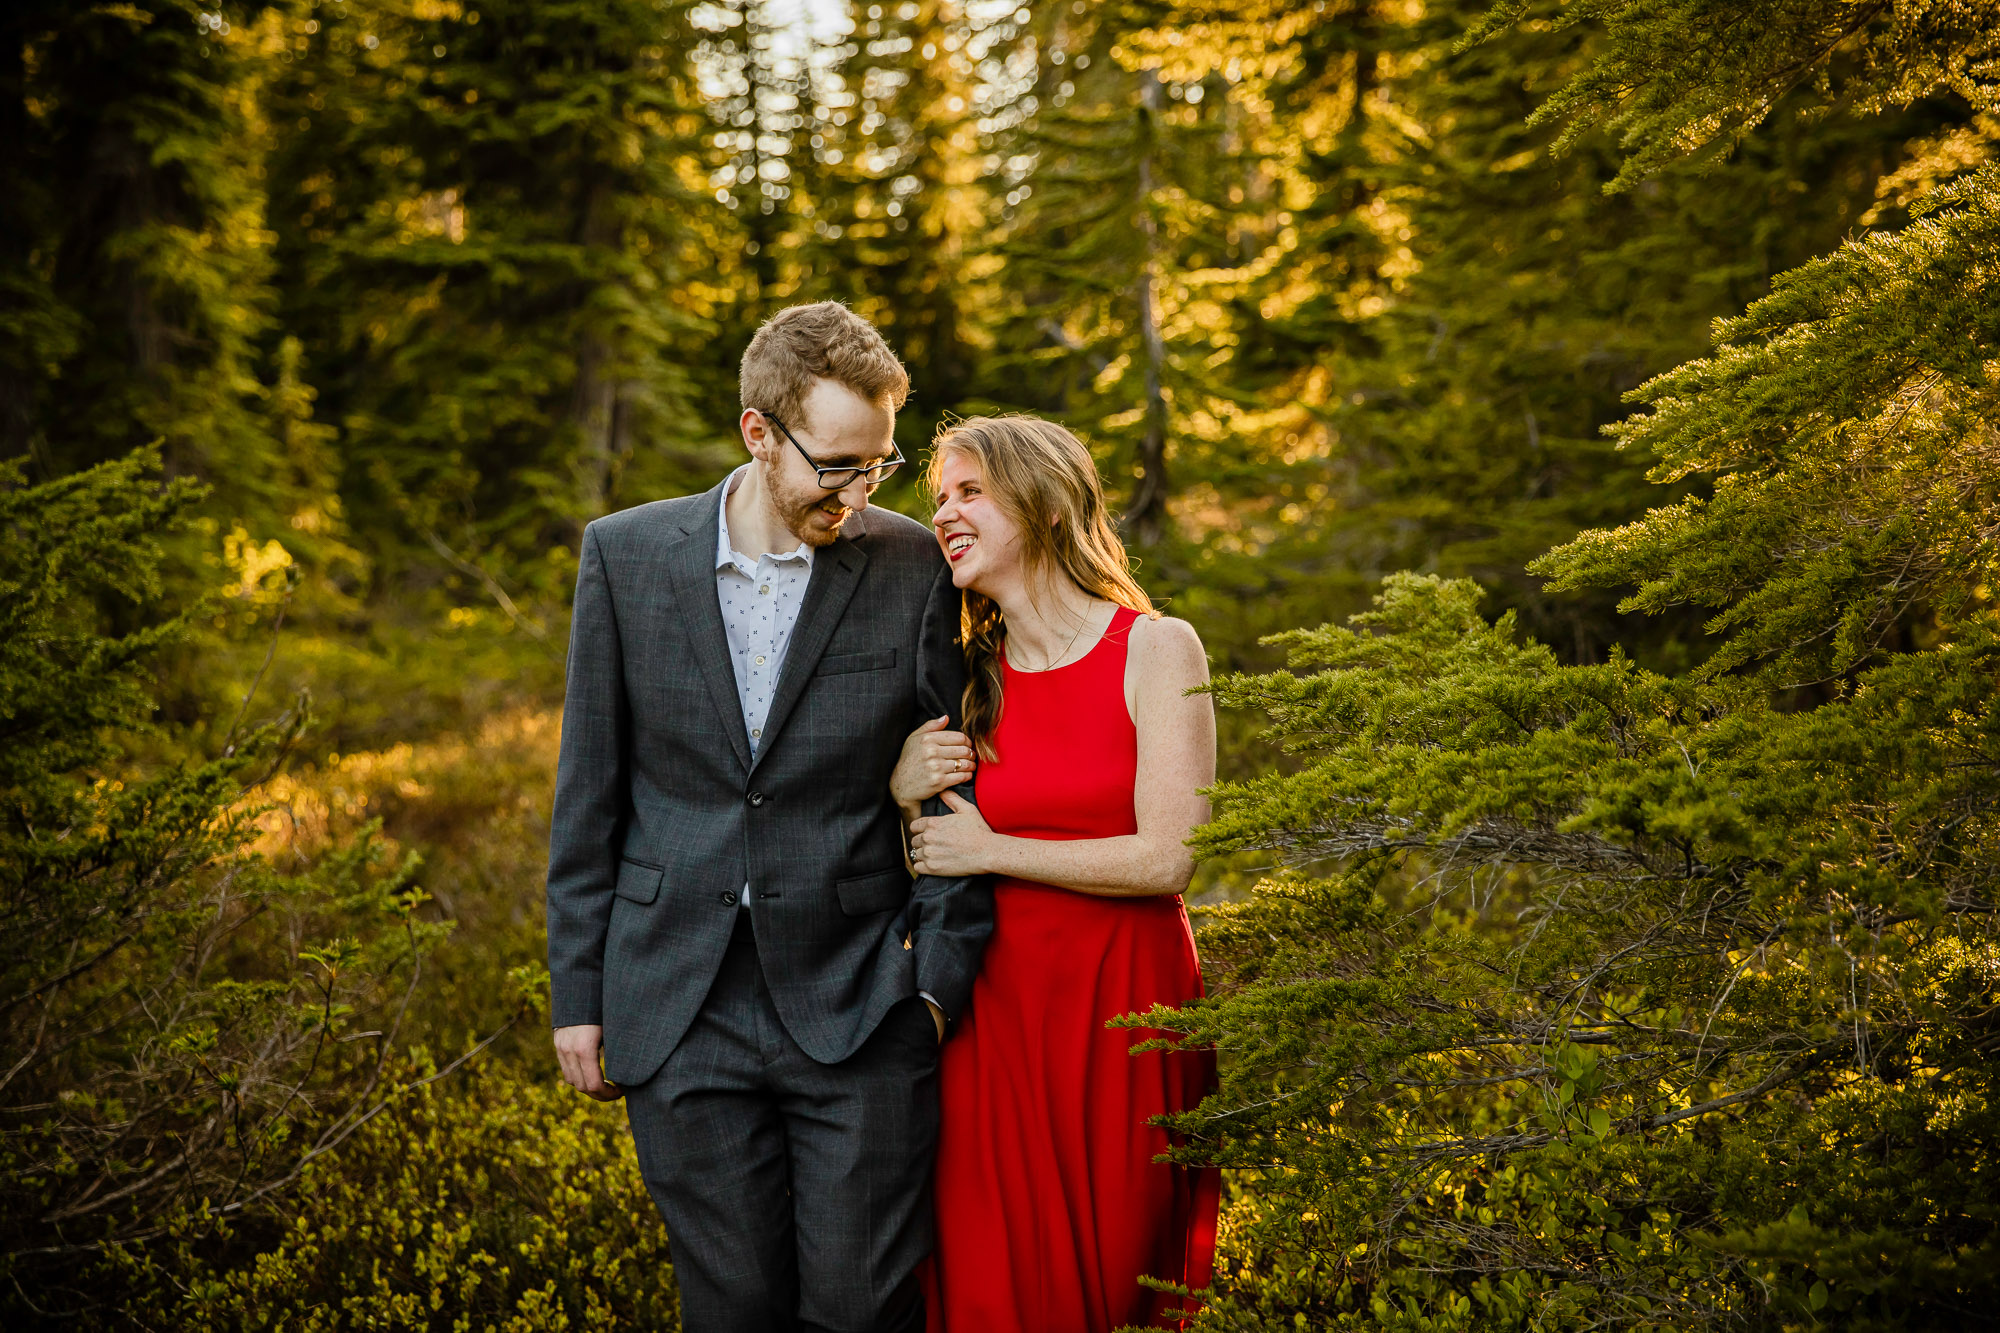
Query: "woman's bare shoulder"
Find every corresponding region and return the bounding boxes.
[1129,613,1209,684]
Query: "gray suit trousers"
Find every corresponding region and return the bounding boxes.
[626,913,937,1333]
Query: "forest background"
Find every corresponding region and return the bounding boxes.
[4,0,1996,1328]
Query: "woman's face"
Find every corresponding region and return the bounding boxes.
[932,450,1026,593]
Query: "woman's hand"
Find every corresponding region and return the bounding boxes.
[891,715,976,816]
[909,791,998,878]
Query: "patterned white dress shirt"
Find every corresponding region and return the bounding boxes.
[717,466,812,909]
[715,464,815,760]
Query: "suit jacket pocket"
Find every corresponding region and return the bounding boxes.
[836,865,912,916]
[613,857,664,905]
[816,648,897,677]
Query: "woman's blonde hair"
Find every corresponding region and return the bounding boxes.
[925,415,1156,758]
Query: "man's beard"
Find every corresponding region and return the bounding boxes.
[766,459,852,548]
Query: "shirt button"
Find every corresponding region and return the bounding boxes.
[760,585,770,594]
[755,654,766,665]
[751,727,761,738]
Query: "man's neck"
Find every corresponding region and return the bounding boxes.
[724,465,801,560]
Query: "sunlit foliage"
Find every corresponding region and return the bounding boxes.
[5,0,1996,1326]
[1152,3,2000,1327]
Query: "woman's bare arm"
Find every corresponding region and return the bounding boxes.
[908,615,1214,897]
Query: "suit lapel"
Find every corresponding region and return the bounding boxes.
[665,481,754,772]
[752,531,868,775]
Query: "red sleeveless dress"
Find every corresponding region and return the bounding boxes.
[925,606,1219,1331]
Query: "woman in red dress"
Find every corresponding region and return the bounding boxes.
[890,416,1219,1332]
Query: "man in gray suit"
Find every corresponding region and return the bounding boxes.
[546,303,992,1331]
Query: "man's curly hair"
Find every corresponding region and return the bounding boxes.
[739,302,910,431]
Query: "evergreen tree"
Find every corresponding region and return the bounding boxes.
[1163,4,2000,1328]
[1470,0,2000,190]
[982,1,1267,552]
[0,0,378,770]
[268,0,728,584]
[806,0,984,452]
[696,0,819,320]
[1146,0,1973,666]
[0,1,329,534]
[0,452,457,1313]
[691,0,989,520]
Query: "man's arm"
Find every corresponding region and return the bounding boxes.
[905,560,995,1027]
[547,523,629,1093]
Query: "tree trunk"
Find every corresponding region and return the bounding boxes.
[0,11,35,469]
[1343,10,1379,275]
[570,180,626,528]
[1126,70,1170,547]
[739,0,784,314]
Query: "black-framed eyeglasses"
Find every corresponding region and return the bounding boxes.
[760,411,905,491]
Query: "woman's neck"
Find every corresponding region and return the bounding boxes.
[991,571,1105,670]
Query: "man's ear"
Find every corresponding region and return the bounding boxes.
[740,408,774,461]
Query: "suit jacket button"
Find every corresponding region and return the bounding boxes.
[747,790,766,806]
[719,891,736,904]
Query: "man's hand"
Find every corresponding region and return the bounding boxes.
[554,1024,624,1100]
[908,790,998,878]
[924,998,946,1043]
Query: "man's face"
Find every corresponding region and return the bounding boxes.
[747,378,898,548]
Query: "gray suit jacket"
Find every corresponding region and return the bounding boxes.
[546,481,994,1083]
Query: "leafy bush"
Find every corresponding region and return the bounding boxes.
[111,1068,677,1331]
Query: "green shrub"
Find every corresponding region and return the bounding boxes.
[0,450,465,1311]
[115,1066,677,1332]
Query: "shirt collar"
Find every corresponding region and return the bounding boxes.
[717,464,813,573]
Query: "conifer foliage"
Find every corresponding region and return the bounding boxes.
[1162,4,2000,1328]
[984,1,1260,549]
[0,455,470,1288]
[267,0,726,564]
[7,0,2000,1325]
